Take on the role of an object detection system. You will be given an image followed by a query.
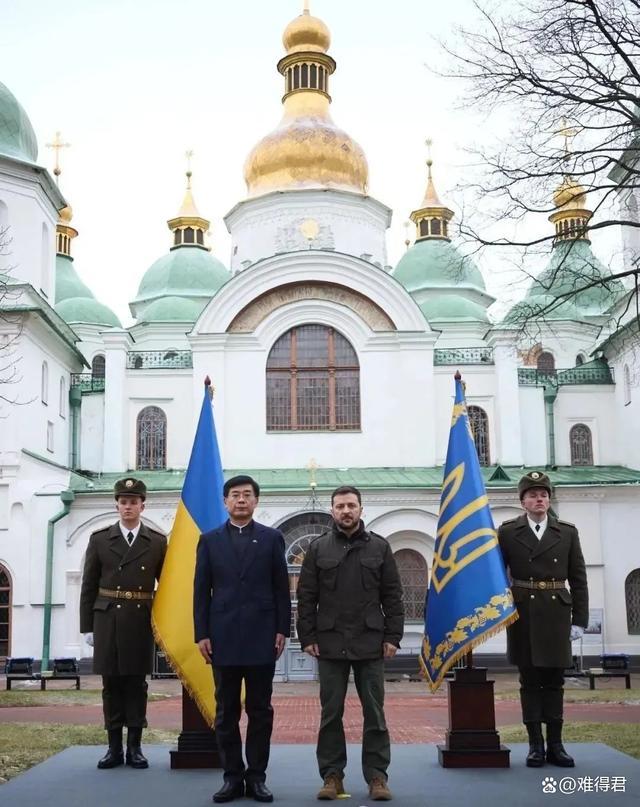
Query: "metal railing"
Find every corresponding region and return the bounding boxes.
[434,347,494,365]
[126,350,193,370]
[518,365,614,387]
[70,373,105,392]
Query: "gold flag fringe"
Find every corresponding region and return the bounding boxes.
[420,608,519,694]
[151,614,216,727]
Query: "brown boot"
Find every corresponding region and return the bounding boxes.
[317,773,345,800]
[369,777,393,801]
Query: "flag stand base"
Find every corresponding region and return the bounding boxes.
[437,666,510,768]
[170,687,221,769]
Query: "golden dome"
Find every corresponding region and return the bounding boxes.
[58,205,73,223]
[283,8,330,54]
[244,6,369,197]
[553,176,587,209]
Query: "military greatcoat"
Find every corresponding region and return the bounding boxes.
[498,514,588,668]
[80,523,167,675]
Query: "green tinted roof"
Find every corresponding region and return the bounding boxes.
[508,240,625,322]
[55,255,94,303]
[393,238,486,293]
[133,245,229,304]
[55,296,121,327]
[70,465,640,495]
[419,294,489,322]
[139,295,207,323]
[0,82,38,163]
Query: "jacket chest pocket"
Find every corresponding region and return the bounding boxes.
[316,557,341,590]
[360,556,383,590]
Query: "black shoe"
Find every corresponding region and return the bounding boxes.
[97,729,124,769]
[213,781,245,803]
[97,747,124,769]
[546,742,575,767]
[246,781,274,803]
[126,727,149,769]
[526,744,546,768]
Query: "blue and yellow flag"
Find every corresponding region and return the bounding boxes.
[421,375,517,692]
[152,380,225,724]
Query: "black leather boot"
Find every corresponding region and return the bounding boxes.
[546,721,575,767]
[126,726,149,769]
[525,722,546,767]
[97,728,124,769]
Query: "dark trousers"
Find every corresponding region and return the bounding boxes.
[213,664,276,785]
[102,675,148,730]
[518,666,565,724]
[317,658,390,783]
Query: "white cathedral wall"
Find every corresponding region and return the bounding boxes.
[519,386,548,466]
[1,318,73,466]
[224,190,391,273]
[553,386,616,465]
[607,343,640,469]
[0,168,58,299]
[79,393,105,471]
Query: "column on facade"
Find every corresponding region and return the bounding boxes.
[102,330,132,472]
[487,330,523,465]
[63,569,82,657]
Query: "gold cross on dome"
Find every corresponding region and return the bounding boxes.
[557,119,578,157]
[185,149,194,188]
[46,131,71,183]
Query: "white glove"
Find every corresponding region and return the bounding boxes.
[84,632,94,647]
[570,625,584,641]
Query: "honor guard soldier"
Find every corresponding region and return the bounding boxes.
[80,477,167,770]
[498,471,588,769]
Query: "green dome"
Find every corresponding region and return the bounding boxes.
[0,82,38,163]
[139,296,207,322]
[56,296,121,328]
[506,240,625,322]
[55,255,93,303]
[393,238,486,292]
[134,246,229,305]
[419,295,489,322]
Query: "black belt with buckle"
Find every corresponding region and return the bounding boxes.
[98,587,153,601]
[511,579,567,591]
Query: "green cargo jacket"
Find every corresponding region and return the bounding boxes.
[296,522,404,660]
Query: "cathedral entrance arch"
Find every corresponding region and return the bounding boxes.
[276,511,333,681]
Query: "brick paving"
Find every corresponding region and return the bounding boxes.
[1,676,639,743]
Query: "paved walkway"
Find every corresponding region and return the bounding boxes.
[1,677,639,742]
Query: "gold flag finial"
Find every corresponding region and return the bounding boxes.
[46,131,71,184]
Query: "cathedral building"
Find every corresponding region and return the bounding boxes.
[0,6,638,678]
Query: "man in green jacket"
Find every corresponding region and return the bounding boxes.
[297,486,404,802]
[498,471,588,769]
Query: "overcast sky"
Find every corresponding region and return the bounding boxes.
[2,0,621,324]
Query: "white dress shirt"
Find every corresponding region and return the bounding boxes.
[527,515,548,540]
[119,522,141,547]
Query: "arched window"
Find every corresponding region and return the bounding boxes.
[575,354,585,366]
[467,405,490,466]
[394,549,428,621]
[136,406,167,470]
[279,511,333,641]
[59,377,66,418]
[0,565,11,658]
[570,423,593,466]
[266,325,360,431]
[537,351,555,371]
[624,364,631,405]
[91,354,105,379]
[41,361,49,404]
[625,569,640,634]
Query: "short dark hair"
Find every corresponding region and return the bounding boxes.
[223,475,260,498]
[331,485,362,505]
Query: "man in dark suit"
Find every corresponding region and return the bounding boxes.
[194,475,291,804]
[498,471,588,769]
[80,477,167,770]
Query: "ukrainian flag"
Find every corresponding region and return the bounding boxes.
[421,374,518,692]
[152,379,226,724]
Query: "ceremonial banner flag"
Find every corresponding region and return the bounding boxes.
[421,374,517,691]
[152,379,225,724]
